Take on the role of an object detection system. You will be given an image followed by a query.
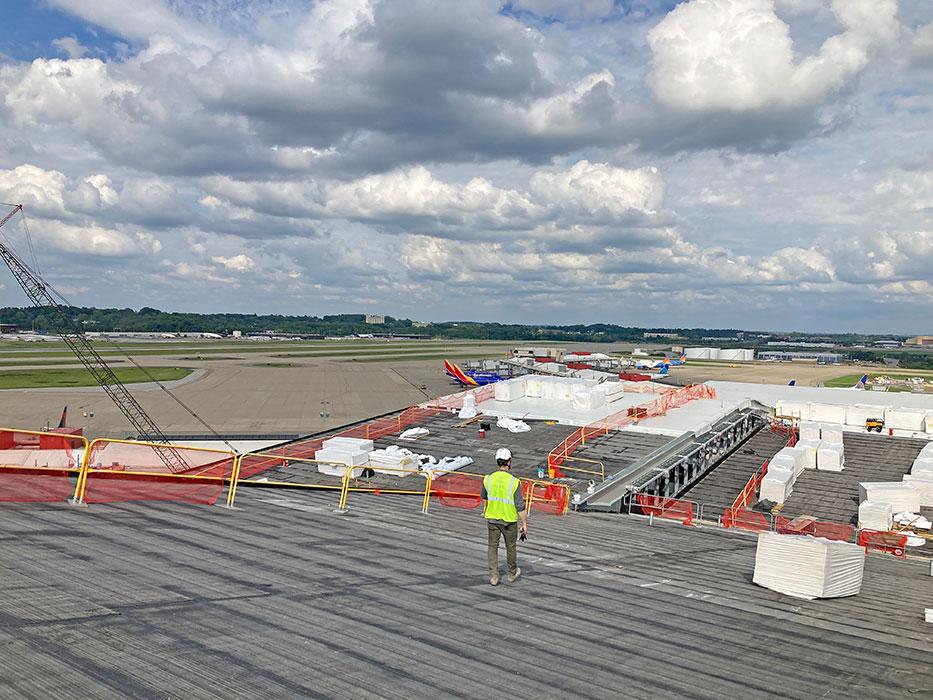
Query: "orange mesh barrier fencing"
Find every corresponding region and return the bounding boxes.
[431,472,483,509]
[634,493,694,525]
[523,481,570,515]
[723,507,771,531]
[548,384,717,473]
[422,384,495,411]
[80,440,236,506]
[858,530,908,559]
[731,459,769,512]
[0,467,75,502]
[775,515,855,542]
[0,428,87,503]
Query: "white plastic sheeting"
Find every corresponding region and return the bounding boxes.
[893,511,932,530]
[367,446,419,476]
[399,427,430,440]
[902,474,933,507]
[859,482,921,512]
[884,408,926,432]
[458,393,478,419]
[799,421,821,442]
[911,457,933,475]
[753,531,865,600]
[817,444,845,472]
[421,455,474,478]
[497,416,530,433]
[858,501,893,530]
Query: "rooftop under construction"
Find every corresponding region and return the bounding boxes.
[2,202,933,696]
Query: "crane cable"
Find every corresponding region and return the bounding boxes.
[2,206,238,455]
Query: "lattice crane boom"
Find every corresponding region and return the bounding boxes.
[0,204,189,473]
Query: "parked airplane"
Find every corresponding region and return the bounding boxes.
[852,374,868,390]
[443,360,504,387]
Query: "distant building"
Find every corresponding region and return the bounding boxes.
[643,332,680,339]
[873,339,901,348]
[365,314,385,325]
[758,351,845,364]
[905,335,933,346]
[411,321,431,328]
[0,323,18,333]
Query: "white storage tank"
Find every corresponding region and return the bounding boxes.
[718,349,744,361]
[684,347,713,360]
[742,349,756,361]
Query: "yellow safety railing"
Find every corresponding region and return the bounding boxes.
[552,456,605,480]
[75,437,236,505]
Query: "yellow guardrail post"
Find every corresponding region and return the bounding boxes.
[335,466,351,513]
[224,454,242,509]
[421,472,432,514]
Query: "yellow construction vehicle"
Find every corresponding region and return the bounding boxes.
[865,418,885,433]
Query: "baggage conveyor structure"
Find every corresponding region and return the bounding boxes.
[575,407,768,513]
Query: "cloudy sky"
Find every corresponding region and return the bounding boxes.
[0,0,930,332]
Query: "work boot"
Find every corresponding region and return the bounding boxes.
[507,568,521,583]
[489,572,500,586]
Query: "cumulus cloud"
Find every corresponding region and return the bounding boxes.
[647,0,898,113]
[511,1,614,20]
[212,254,255,271]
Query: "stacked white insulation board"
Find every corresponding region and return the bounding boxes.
[494,375,625,411]
[858,501,893,531]
[314,437,374,477]
[759,447,807,504]
[773,399,932,436]
[859,482,921,513]
[753,531,865,600]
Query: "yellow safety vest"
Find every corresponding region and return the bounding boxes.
[484,471,519,522]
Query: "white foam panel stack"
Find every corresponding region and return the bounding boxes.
[859,482,921,512]
[902,475,933,507]
[884,408,926,432]
[817,444,845,472]
[753,532,865,600]
[794,439,821,470]
[819,425,844,445]
[799,421,821,442]
[858,501,893,531]
[494,379,526,402]
[760,466,795,504]
[912,456,933,476]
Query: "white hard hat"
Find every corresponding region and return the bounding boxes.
[495,448,512,461]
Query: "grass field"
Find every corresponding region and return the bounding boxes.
[825,371,933,389]
[0,366,192,389]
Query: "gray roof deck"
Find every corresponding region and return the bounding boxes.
[1,490,931,698]
[776,433,929,524]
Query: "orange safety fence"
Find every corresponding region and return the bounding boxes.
[422,384,496,411]
[858,530,908,559]
[0,428,87,503]
[523,481,570,515]
[731,459,769,512]
[79,439,237,506]
[431,472,483,509]
[774,515,855,542]
[634,493,694,526]
[548,383,717,475]
[722,507,771,531]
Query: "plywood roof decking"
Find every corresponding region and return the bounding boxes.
[777,433,928,525]
[682,428,790,515]
[0,492,931,699]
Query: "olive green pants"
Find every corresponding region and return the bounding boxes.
[487,521,518,577]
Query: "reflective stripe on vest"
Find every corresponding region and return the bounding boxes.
[484,471,519,522]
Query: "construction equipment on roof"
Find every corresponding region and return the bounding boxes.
[0,204,190,472]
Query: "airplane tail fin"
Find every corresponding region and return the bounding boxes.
[659,365,669,376]
[57,405,67,429]
[788,380,796,387]
[444,360,478,386]
[853,374,868,389]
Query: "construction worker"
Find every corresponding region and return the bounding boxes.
[481,447,528,585]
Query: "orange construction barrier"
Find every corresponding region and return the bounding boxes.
[635,494,694,526]
[723,507,771,531]
[775,515,855,542]
[0,428,87,503]
[858,530,907,559]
